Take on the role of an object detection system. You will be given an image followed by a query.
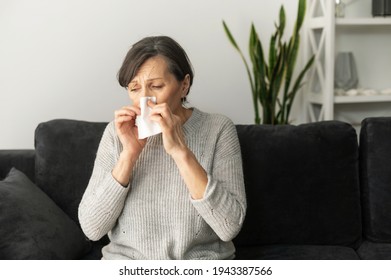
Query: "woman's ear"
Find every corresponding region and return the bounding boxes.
[181,74,191,97]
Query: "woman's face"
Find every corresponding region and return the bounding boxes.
[127,56,189,114]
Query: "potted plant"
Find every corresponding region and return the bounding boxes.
[223,0,315,124]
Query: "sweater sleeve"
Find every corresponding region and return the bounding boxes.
[191,118,247,242]
[78,122,131,241]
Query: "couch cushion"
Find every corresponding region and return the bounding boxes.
[234,121,361,248]
[235,244,360,260]
[35,119,108,224]
[0,150,35,182]
[360,117,391,243]
[357,240,391,260]
[0,168,91,259]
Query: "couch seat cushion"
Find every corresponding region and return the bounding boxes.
[0,168,91,259]
[357,240,391,260]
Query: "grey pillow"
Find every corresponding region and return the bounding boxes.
[0,168,91,259]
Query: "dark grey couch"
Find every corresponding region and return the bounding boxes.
[1,117,390,259]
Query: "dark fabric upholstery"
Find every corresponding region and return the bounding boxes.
[81,244,105,260]
[360,117,391,243]
[0,150,35,182]
[3,117,391,259]
[235,244,360,260]
[0,168,91,259]
[357,241,391,260]
[34,119,108,224]
[234,121,362,249]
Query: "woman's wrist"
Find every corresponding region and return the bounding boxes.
[171,147,208,200]
[112,150,139,187]
[121,148,140,162]
[169,146,190,162]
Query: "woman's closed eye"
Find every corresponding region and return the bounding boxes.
[151,84,164,90]
[130,87,140,92]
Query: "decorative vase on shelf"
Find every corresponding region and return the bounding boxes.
[334,52,359,91]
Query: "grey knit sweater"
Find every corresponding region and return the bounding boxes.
[78,108,246,259]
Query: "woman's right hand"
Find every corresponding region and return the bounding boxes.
[114,106,146,158]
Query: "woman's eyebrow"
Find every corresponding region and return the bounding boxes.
[130,77,164,84]
[146,77,164,81]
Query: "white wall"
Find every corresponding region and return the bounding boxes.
[0,0,299,149]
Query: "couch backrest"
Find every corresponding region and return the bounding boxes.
[34,119,363,249]
[234,121,362,249]
[35,119,108,224]
[360,117,391,243]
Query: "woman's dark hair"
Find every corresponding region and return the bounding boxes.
[117,36,194,101]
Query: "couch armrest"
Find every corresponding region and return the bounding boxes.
[360,117,391,243]
[0,150,35,182]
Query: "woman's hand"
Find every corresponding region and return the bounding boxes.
[112,105,147,186]
[147,101,187,157]
[114,106,146,158]
[148,100,208,199]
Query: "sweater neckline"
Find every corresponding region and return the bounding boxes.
[183,107,203,136]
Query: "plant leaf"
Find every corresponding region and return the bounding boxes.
[268,32,277,78]
[294,0,306,34]
[222,20,240,51]
[284,55,315,122]
[279,6,286,37]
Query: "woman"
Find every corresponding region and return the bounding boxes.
[78,36,246,260]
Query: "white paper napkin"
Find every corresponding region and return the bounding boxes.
[136,97,162,139]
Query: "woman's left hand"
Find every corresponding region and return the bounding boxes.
[147,101,187,157]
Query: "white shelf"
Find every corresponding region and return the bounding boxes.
[308,93,391,105]
[304,0,391,122]
[335,95,391,104]
[336,17,391,26]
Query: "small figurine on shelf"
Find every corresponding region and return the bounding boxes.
[335,0,346,17]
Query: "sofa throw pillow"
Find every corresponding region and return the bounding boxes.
[0,168,91,259]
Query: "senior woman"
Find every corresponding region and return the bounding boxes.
[78,36,246,260]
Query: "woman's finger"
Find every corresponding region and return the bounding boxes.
[149,103,173,124]
[115,106,141,118]
[115,115,134,124]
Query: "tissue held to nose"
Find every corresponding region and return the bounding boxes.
[136,97,162,139]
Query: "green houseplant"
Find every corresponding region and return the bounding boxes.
[223,0,314,124]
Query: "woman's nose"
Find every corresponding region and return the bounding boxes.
[140,87,152,97]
